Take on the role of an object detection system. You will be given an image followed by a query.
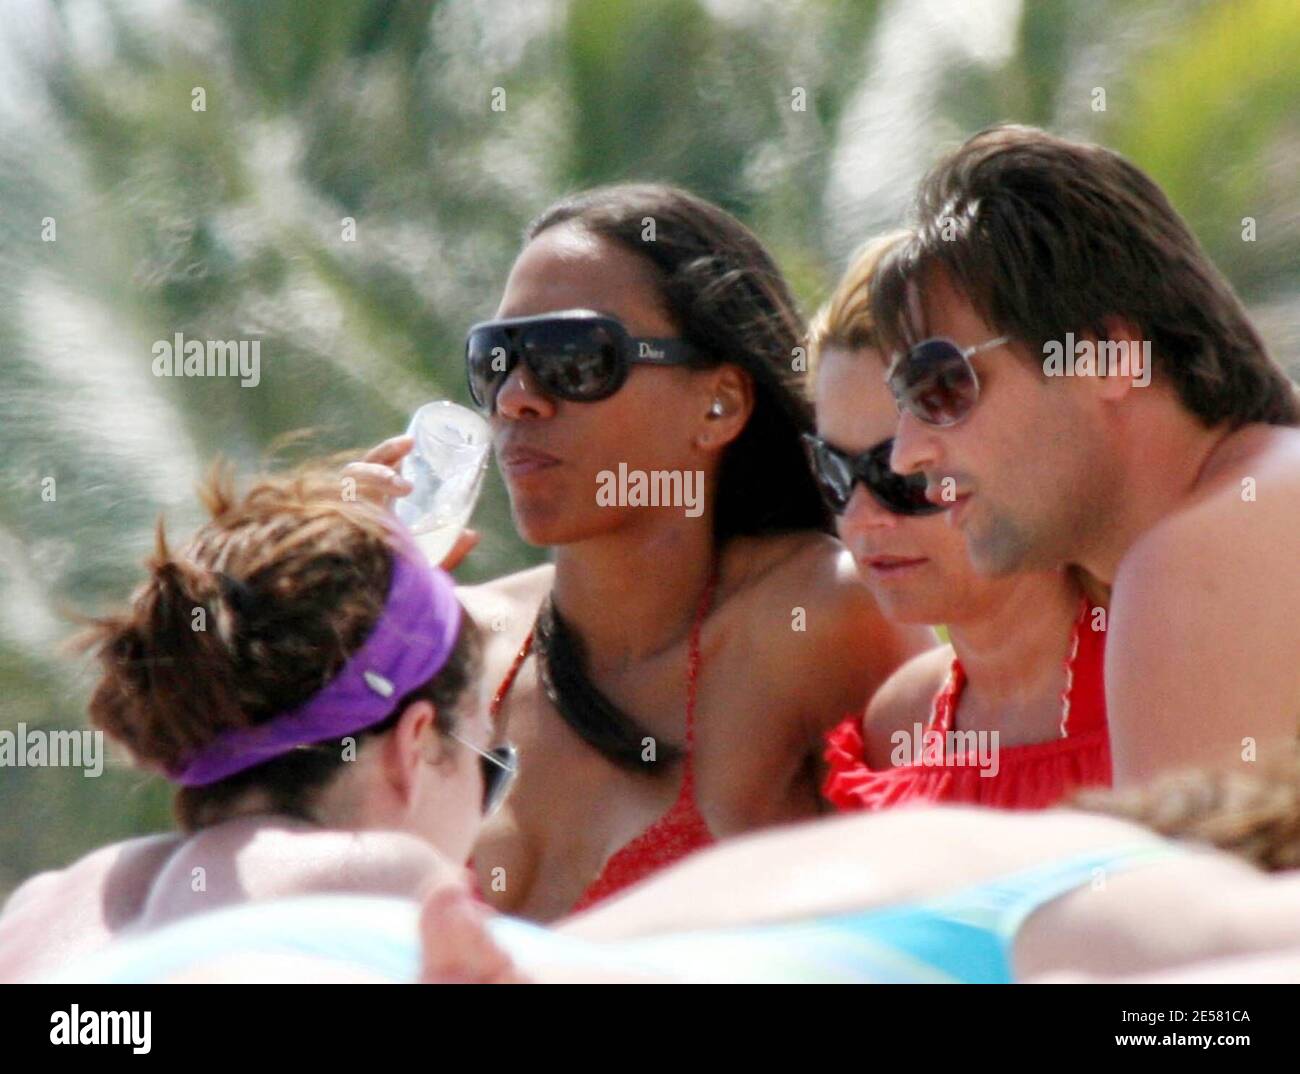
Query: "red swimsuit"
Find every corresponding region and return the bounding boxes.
[491,573,717,913]
[823,598,1112,811]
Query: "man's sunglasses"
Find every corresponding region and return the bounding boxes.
[447,731,518,817]
[466,309,702,412]
[802,433,942,518]
[886,335,1011,427]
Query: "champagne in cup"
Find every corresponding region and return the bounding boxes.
[393,401,491,564]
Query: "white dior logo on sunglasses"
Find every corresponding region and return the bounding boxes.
[637,342,665,360]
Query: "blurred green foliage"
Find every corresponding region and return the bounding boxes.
[1,0,1296,897]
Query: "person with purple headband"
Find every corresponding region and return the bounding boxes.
[9,459,1300,984]
[0,461,512,982]
[167,523,470,788]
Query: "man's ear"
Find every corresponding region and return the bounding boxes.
[1092,316,1153,401]
[697,365,754,451]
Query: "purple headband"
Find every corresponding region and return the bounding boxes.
[167,524,462,787]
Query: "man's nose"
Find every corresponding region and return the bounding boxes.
[889,408,939,478]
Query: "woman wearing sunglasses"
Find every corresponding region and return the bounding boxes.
[804,233,1112,811]
[358,185,931,921]
[0,462,515,982]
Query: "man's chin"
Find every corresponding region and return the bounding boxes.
[965,520,1034,578]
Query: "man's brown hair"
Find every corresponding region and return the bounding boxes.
[870,124,1299,427]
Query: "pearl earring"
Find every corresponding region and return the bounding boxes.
[709,399,724,417]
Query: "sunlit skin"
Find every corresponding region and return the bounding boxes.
[442,222,932,921]
[79,803,1300,984]
[889,267,1300,785]
[0,693,495,982]
[814,344,1085,759]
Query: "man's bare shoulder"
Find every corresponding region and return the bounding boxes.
[1195,423,1300,513]
[1106,425,1299,783]
[1127,424,1300,576]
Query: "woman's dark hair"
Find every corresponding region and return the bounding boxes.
[527,182,833,543]
[870,124,1299,428]
[70,459,482,832]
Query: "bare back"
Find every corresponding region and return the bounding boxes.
[0,818,453,981]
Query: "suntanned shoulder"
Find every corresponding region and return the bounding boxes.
[1126,423,1300,568]
[724,531,937,742]
[772,534,937,676]
[863,643,952,767]
[456,562,553,643]
[724,531,900,636]
[1105,423,1300,784]
[720,530,837,594]
[724,531,891,650]
[1198,423,1300,500]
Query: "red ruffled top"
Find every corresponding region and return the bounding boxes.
[823,599,1111,811]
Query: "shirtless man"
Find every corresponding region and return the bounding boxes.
[870,124,1300,785]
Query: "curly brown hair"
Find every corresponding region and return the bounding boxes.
[68,458,481,831]
[1074,746,1300,872]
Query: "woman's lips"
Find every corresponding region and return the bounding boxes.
[498,447,562,477]
[860,554,930,577]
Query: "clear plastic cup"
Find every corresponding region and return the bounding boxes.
[393,401,491,564]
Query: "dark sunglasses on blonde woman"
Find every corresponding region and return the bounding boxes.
[802,433,943,517]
